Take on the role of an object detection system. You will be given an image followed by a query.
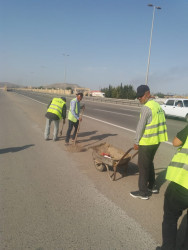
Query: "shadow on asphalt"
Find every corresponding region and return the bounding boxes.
[155,168,167,190]
[58,130,98,142]
[115,162,139,181]
[58,130,117,148]
[99,162,139,181]
[76,130,98,137]
[126,162,139,176]
[80,133,118,148]
[0,144,35,154]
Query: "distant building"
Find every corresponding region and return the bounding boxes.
[90,91,105,97]
[74,87,90,96]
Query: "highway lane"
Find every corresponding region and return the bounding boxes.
[3,89,188,248]
[13,89,187,142]
[1,90,160,250]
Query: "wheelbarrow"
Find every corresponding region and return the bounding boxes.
[92,143,138,181]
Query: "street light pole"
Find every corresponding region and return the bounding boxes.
[145,4,161,85]
[62,53,69,83]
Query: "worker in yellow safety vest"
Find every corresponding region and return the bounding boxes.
[158,124,188,250]
[130,85,168,200]
[44,97,66,141]
[65,93,83,145]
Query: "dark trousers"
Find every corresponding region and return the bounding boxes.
[161,182,188,250]
[65,120,79,143]
[138,144,159,195]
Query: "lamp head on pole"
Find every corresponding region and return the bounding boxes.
[62,53,69,57]
[147,4,161,10]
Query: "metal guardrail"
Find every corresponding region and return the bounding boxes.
[3,87,178,107]
[10,88,142,107]
[20,88,142,107]
[83,96,141,106]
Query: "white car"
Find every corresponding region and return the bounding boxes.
[161,98,188,122]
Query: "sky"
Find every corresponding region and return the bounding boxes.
[0,0,188,95]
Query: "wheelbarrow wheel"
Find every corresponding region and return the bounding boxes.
[94,160,106,172]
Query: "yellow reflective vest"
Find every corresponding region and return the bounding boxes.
[68,98,78,123]
[166,136,188,189]
[47,98,66,120]
[139,100,168,145]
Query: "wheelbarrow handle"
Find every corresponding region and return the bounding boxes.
[121,147,138,161]
[114,147,134,167]
[131,150,138,160]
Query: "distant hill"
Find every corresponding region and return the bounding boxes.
[0,82,22,88]
[0,82,82,90]
[43,83,81,89]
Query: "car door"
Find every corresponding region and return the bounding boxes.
[174,100,184,118]
[183,100,188,120]
[162,99,175,116]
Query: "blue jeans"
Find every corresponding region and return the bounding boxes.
[65,120,79,143]
[44,118,59,141]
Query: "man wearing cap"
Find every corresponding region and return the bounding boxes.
[65,92,83,145]
[130,85,168,200]
[44,97,66,141]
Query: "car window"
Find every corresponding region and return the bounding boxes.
[183,100,188,107]
[166,100,174,106]
[175,100,183,107]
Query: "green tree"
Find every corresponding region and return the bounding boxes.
[155,92,165,98]
[66,87,72,90]
[101,84,136,99]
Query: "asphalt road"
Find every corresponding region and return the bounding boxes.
[1,89,187,250]
[12,89,187,143]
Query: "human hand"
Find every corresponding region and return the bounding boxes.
[134,144,139,150]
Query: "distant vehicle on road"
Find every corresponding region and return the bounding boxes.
[90,91,105,97]
[161,98,188,122]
